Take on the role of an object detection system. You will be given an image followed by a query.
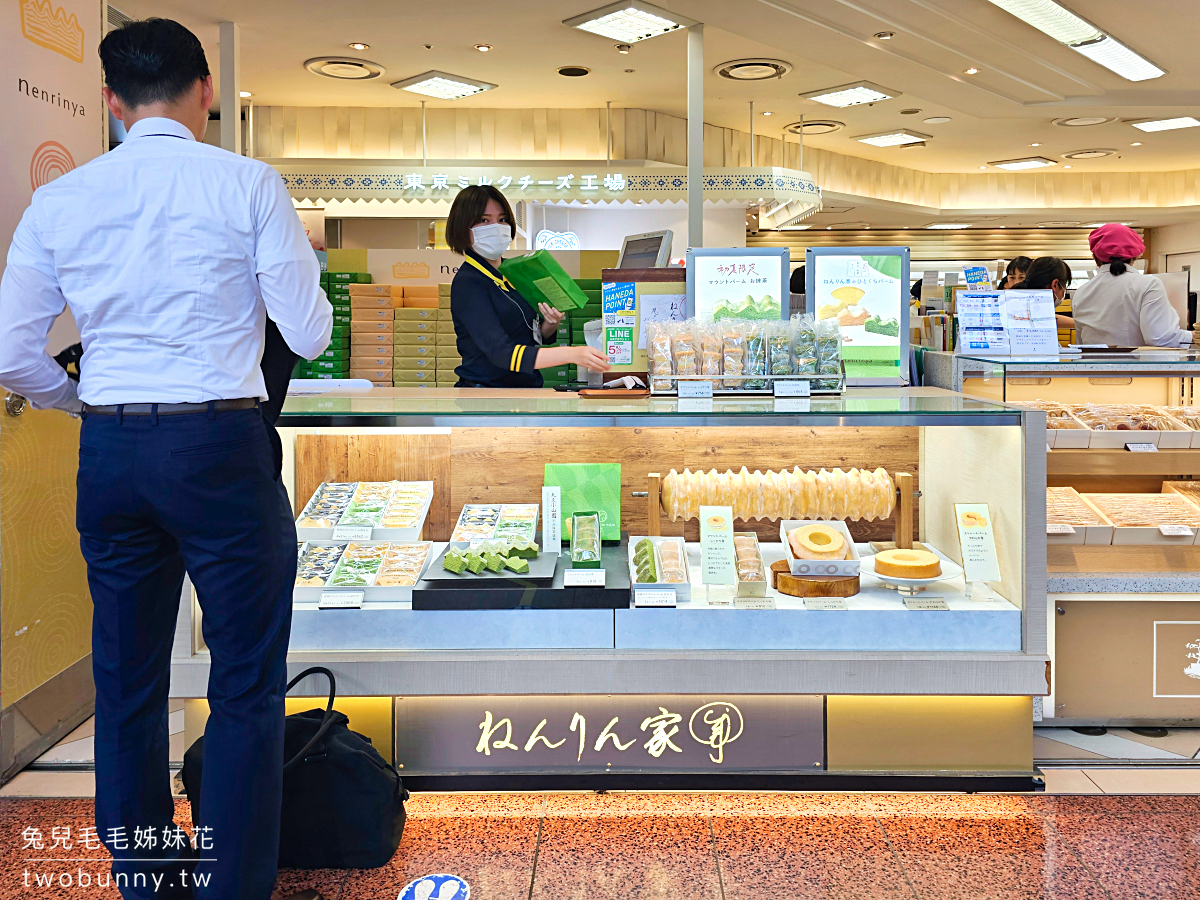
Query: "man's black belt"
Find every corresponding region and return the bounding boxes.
[82,398,259,416]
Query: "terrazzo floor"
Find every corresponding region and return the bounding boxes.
[4,791,1200,899]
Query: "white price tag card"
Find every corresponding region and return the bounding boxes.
[774,398,811,414]
[634,588,676,607]
[954,503,1002,583]
[1159,524,1195,537]
[1046,523,1077,535]
[319,591,364,609]
[542,486,562,556]
[774,379,811,398]
[804,598,848,610]
[734,596,777,610]
[904,597,950,611]
[677,380,714,398]
[564,569,606,587]
[1126,443,1158,452]
[677,398,714,414]
[332,525,373,541]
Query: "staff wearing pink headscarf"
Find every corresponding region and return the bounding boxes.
[1072,224,1192,347]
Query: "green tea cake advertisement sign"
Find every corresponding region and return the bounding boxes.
[544,464,622,541]
[811,253,905,380]
[690,252,787,323]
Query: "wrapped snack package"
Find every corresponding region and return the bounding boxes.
[722,322,746,390]
[296,482,356,528]
[814,317,843,390]
[375,542,433,586]
[744,324,767,390]
[648,321,675,392]
[295,543,346,587]
[570,512,602,568]
[768,320,794,378]
[1046,487,1103,526]
[700,324,723,388]
[656,538,687,583]
[673,322,698,379]
[792,316,817,377]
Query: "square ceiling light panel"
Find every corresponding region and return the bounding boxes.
[390,70,497,100]
[988,156,1057,170]
[1069,36,1165,81]
[799,81,897,108]
[855,129,930,147]
[563,1,696,43]
[1131,116,1200,132]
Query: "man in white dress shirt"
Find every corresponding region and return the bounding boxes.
[0,19,331,900]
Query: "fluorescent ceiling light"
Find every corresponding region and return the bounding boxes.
[855,129,930,147]
[781,224,812,230]
[1070,36,1164,82]
[988,156,1057,170]
[1131,116,1200,132]
[563,1,694,43]
[982,0,1100,44]
[390,70,497,100]
[926,223,973,229]
[799,81,897,108]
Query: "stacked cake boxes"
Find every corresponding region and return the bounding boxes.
[435,283,460,386]
[393,285,439,388]
[347,278,396,386]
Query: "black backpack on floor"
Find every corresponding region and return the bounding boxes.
[181,667,407,869]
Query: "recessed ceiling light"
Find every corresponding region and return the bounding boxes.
[1052,116,1115,127]
[624,68,635,73]
[799,81,897,107]
[926,223,973,229]
[474,44,492,52]
[616,43,631,53]
[239,90,252,98]
[1062,148,1116,159]
[563,0,694,43]
[557,65,591,77]
[924,116,951,125]
[761,111,773,116]
[390,69,496,99]
[347,42,369,51]
[305,56,386,80]
[964,67,979,75]
[1131,116,1200,132]
[988,156,1057,170]
[874,31,895,40]
[855,129,930,147]
[1071,35,1164,82]
[1064,165,1072,168]
[1000,225,1007,228]
[1131,141,1142,146]
[714,58,793,80]
[784,119,844,135]
[979,165,987,169]
[1030,142,1041,146]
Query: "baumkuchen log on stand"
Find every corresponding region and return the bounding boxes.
[770,560,860,597]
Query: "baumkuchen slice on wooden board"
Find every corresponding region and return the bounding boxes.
[770,559,860,597]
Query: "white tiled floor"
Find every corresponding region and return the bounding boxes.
[1035,726,1200,761]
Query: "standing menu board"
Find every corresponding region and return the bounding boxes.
[805,247,910,384]
[686,248,790,323]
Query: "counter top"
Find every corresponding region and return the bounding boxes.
[279,385,1023,427]
[923,348,1200,393]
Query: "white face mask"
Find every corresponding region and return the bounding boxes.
[471,222,512,259]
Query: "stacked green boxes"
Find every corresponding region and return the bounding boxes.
[293,276,366,379]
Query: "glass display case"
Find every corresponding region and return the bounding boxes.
[169,386,1048,787]
[926,350,1200,727]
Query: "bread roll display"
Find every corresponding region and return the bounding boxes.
[660,466,895,522]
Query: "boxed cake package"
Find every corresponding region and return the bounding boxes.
[544,463,621,541]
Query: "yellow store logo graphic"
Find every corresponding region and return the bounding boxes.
[20,0,85,63]
[30,140,75,190]
[393,262,430,280]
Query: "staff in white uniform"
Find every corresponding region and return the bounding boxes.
[1072,224,1192,347]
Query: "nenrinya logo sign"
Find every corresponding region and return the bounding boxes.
[30,140,74,190]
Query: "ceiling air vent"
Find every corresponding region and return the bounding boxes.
[304,57,386,80]
[784,120,843,135]
[715,58,792,80]
[1062,148,1116,159]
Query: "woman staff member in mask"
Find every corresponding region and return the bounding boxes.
[447,184,610,387]
[1072,224,1192,347]
[1012,256,1074,330]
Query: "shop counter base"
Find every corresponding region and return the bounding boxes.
[398,770,1046,793]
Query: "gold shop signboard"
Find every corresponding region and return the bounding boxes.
[395,694,824,774]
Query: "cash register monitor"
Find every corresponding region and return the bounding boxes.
[618,230,673,268]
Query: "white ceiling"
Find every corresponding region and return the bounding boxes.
[114,0,1200,175]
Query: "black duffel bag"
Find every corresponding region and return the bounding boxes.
[181,666,407,869]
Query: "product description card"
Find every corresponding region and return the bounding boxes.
[954,504,1001,583]
[699,505,737,585]
[602,282,636,367]
[542,486,561,556]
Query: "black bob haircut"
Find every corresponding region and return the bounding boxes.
[99,18,209,109]
[1015,256,1073,291]
[446,185,516,256]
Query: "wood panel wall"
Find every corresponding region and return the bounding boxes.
[295,426,919,544]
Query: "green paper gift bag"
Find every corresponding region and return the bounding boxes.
[544,463,621,541]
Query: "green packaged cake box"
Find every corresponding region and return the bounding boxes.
[326,272,371,284]
[499,251,589,312]
[544,463,621,541]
